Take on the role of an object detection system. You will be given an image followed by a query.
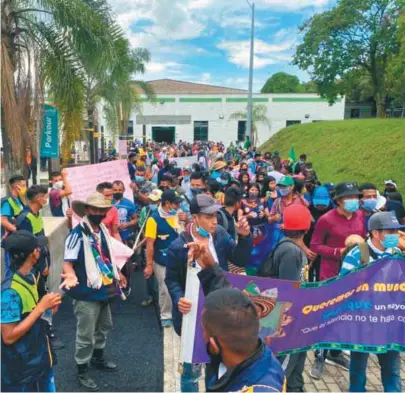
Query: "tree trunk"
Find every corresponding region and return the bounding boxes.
[375,92,386,118]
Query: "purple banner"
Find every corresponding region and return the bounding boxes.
[192,257,405,363]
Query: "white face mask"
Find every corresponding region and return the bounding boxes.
[53,180,64,190]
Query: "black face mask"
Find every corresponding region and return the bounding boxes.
[159,185,169,191]
[191,187,204,196]
[205,338,223,368]
[88,214,106,226]
[113,192,123,200]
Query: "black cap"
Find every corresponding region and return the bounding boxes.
[3,230,47,260]
[161,189,183,204]
[333,182,362,201]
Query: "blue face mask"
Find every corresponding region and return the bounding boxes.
[362,198,377,212]
[381,233,399,249]
[150,204,158,212]
[196,219,210,237]
[343,199,360,213]
[135,175,145,183]
[183,176,190,182]
[169,209,177,215]
[278,187,291,197]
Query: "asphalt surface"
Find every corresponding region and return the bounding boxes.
[52,270,164,392]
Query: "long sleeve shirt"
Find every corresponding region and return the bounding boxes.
[310,208,366,280]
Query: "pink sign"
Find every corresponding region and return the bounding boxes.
[68,160,133,202]
[118,140,127,157]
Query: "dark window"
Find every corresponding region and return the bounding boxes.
[127,120,134,135]
[194,121,208,141]
[350,108,360,118]
[286,120,301,127]
[237,121,246,142]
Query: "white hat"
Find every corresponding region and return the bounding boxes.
[384,180,397,188]
[376,191,387,210]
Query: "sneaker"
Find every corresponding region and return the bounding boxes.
[161,319,173,328]
[77,373,100,392]
[326,353,350,370]
[141,297,153,307]
[310,356,325,380]
[90,358,118,372]
[123,287,132,298]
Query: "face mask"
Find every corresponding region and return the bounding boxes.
[135,176,145,183]
[343,199,360,213]
[169,208,177,215]
[268,166,274,172]
[278,187,291,197]
[41,198,49,207]
[88,214,106,225]
[196,217,210,237]
[17,186,27,197]
[150,204,158,212]
[362,198,377,212]
[381,233,399,249]
[205,339,222,367]
[183,176,190,182]
[249,191,259,198]
[53,180,64,190]
[159,185,169,191]
[113,192,123,200]
[191,187,204,196]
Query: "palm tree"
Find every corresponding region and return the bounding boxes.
[230,104,271,146]
[1,0,122,173]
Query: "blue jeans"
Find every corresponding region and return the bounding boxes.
[181,363,202,392]
[350,351,402,392]
[2,368,56,392]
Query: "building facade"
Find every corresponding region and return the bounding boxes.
[99,79,346,146]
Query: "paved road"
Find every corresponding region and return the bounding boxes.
[52,270,163,392]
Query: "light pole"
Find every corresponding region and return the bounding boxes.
[246,0,255,143]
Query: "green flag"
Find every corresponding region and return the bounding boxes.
[288,146,297,162]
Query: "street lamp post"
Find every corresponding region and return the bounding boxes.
[246,0,255,143]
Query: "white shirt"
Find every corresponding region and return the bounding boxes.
[267,170,284,184]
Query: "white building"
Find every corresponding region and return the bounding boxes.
[100,79,345,147]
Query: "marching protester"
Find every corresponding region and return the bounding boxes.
[359,183,379,227]
[217,187,242,241]
[1,230,61,392]
[310,182,367,378]
[144,190,184,328]
[341,212,404,392]
[49,169,72,218]
[60,192,127,391]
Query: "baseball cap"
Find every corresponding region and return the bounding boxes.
[333,182,361,201]
[148,189,162,202]
[283,205,312,231]
[161,189,183,204]
[312,186,331,207]
[3,230,47,260]
[384,180,397,188]
[368,211,405,232]
[190,194,222,215]
[278,176,294,187]
[139,182,156,195]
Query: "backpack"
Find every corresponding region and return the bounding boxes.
[339,242,377,267]
[257,238,297,278]
[217,209,229,231]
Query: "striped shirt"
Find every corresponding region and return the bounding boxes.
[340,238,401,276]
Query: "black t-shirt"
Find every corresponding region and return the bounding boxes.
[385,200,405,222]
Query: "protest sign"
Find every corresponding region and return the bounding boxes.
[170,156,197,168]
[182,257,405,364]
[68,160,133,202]
[118,140,128,157]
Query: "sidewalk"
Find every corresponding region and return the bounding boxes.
[164,327,405,392]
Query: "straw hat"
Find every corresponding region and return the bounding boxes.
[211,160,227,171]
[72,192,112,218]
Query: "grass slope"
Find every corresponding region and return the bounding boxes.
[260,119,405,193]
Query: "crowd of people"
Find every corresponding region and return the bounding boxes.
[1,137,404,392]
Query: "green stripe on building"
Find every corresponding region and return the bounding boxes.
[226,97,269,103]
[272,97,342,103]
[140,97,176,103]
[179,98,222,103]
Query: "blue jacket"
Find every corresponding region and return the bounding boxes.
[165,225,253,335]
[206,340,285,392]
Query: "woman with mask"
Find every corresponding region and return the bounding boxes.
[238,183,267,229]
[238,171,250,198]
[151,158,160,185]
[255,171,266,191]
[261,176,277,210]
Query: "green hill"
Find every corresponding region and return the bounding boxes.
[259,119,405,193]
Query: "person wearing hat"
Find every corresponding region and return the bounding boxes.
[181,167,192,201]
[268,176,309,224]
[383,180,397,197]
[310,182,367,379]
[1,230,61,392]
[165,194,252,392]
[210,160,227,181]
[340,211,404,392]
[144,189,184,328]
[60,192,127,391]
[258,204,311,392]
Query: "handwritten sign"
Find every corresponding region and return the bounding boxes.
[118,140,127,157]
[67,160,133,202]
[170,155,197,168]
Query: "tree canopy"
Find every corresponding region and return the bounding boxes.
[261,72,318,94]
[293,0,404,118]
